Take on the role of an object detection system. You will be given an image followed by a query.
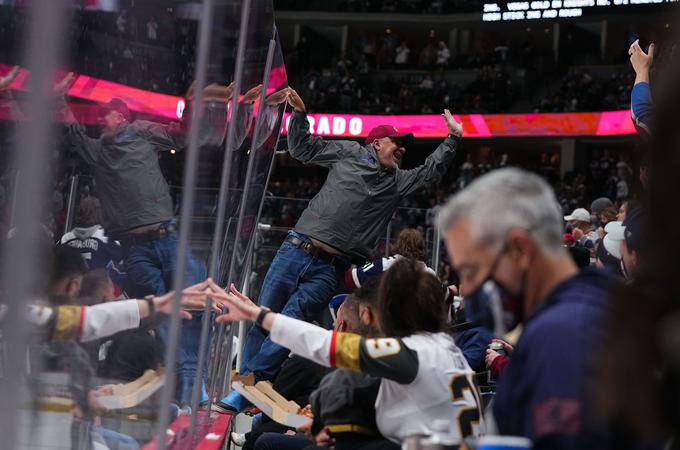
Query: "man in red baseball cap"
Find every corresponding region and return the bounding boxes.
[54,73,237,409]
[214,86,464,414]
[364,124,414,170]
[98,98,132,138]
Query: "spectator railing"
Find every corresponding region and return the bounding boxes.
[61,183,440,280]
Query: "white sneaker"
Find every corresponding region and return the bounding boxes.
[230,432,246,446]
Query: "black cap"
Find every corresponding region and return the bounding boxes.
[622,206,644,252]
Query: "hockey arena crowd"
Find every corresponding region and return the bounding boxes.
[1,7,680,450]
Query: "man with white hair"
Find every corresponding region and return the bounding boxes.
[438,168,614,449]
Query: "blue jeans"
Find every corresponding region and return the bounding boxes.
[123,220,209,405]
[72,421,139,450]
[254,433,312,450]
[91,425,140,450]
[220,231,344,408]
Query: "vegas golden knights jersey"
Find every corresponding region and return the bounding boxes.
[270,314,483,444]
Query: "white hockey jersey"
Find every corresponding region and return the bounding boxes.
[374,332,482,442]
[270,315,483,444]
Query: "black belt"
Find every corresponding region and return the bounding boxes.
[285,235,351,270]
[117,223,177,246]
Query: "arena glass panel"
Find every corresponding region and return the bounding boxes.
[198,0,279,413]
[0,1,288,448]
[209,30,288,407]
[0,2,74,449]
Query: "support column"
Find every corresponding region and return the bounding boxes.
[293,23,301,47]
[459,29,471,56]
[600,19,608,62]
[560,138,575,178]
[340,24,348,57]
[553,22,560,64]
[449,27,458,59]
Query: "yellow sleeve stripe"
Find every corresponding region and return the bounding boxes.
[53,306,84,341]
[331,331,361,371]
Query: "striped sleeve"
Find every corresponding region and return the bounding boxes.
[270,314,335,366]
[53,305,86,341]
[26,300,140,342]
[80,300,140,342]
[270,314,419,383]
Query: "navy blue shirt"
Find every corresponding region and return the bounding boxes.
[493,268,614,449]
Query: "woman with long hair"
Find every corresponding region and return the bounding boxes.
[200,258,482,448]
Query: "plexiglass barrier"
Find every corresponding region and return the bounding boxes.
[0,1,286,449]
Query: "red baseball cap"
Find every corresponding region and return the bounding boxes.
[99,98,132,122]
[365,124,414,146]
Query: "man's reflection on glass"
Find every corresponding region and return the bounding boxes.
[54,72,237,409]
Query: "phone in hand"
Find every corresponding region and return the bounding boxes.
[627,32,647,52]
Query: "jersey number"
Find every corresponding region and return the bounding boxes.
[364,338,401,359]
[449,374,481,438]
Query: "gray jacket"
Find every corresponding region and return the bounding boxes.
[65,120,181,234]
[64,102,233,234]
[288,111,459,260]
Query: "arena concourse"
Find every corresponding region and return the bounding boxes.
[0,0,678,449]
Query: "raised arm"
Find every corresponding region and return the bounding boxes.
[230,84,261,149]
[272,315,420,384]
[24,280,215,342]
[133,120,184,150]
[281,88,354,167]
[0,66,22,119]
[53,73,100,165]
[396,109,462,197]
[629,41,655,136]
[205,282,420,384]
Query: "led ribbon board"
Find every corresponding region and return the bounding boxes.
[0,65,636,138]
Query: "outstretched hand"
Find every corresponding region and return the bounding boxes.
[185,82,235,103]
[629,40,654,83]
[287,88,306,113]
[184,279,259,323]
[265,87,290,106]
[154,279,221,319]
[242,84,263,104]
[442,109,463,137]
[263,87,305,112]
[54,72,76,97]
[215,282,259,323]
[0,66,20,91]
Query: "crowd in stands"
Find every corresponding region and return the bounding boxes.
[533,69,635,112]
[0,5,198,96]
[287,29,534,114]
[262,145,636,279]
[0,4,644,116]
[286,30,644,115]
[1,3,679,448]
